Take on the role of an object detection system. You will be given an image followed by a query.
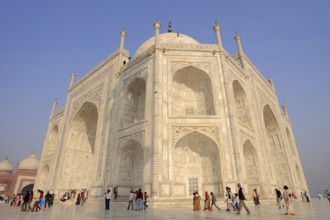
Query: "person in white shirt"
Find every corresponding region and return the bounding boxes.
[104,190,112,210]
[127,190,134,210]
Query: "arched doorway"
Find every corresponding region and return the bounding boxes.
[172,66,215,116]
[122,78,146,127]
[21,184,34,194]
[173,132,221,197]
[243,140,260,195]
[263,105,291,187]
[233,80,252,127]
[60,101,98,190]
[117,140,144,193]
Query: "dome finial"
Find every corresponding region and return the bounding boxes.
[168,21,172,33]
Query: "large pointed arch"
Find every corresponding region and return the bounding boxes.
[263,105,290,187]
[233,80,252,127]
[117,139,144,192]
[45,125,59,156]
[38,164,50,190]
[286,127,297,157]
[60,101,98,190]
[122,78,146,127]
[243,140,260,195]
[171,66,215,116]
[173,131,221,197]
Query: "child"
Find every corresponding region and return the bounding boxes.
[234,193,239,210]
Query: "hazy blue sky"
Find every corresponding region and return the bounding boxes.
[1,1,329,197]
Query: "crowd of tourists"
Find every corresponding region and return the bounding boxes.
[190,183,317,216]
[104,187,149,211]
[2,189,54,212]
[2,184,328,217]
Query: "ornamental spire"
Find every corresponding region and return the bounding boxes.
[168,21,172,33]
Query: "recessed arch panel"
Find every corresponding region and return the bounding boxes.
[172,66,215,116]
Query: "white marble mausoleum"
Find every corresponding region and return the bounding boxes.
[34,21,308,204]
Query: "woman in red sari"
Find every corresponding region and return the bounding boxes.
[204,191,211,211]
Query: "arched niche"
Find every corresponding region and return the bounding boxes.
[173,132,221,197]
[45,125,59,155]
[286,128,297,156]
[263,105,290,187]
[60,101,98,190]
[233,80,252,127]
[122,78,146,127]
[172,66,215,116]
[21,183,34,194]
[243,140,260,194]
[117,140,144,191]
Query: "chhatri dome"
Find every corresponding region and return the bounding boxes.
[133,32,200,58]
[0,157,14,173]
[17,152,39,170]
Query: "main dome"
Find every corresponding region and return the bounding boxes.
[0,158,13,173]
[133,32,200,58]
[17,153,39,170]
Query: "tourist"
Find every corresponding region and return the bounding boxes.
[300,191,305,202]
[135,188,143,211]
[81,190,85,206]
[204,191,210,210]
[45,191,51,208]
[275,188,283,209]
[304,191,310,202]
[104,189,111,210]
[10,194,15,206]
[50,193,55,207]
[143,192,149,209]
[210,192,220,211]
[236,183,251,215]
[193,191,201,211]
[114,186,118,199]
[21,191,30,211]
[76,193,81,205]
[28,191,33,211]
[234,193,239,210]
[127,190,134,210]
[252,189,260,206]
[283,185,294,215]
[14,194,20,207]
[225,187,231,211]
[60,192,68,202]
[317,192,322,199]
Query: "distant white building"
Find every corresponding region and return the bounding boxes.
[34,20,308,204]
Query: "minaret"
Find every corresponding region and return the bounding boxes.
[69,72,76,89]
[153,19,161,46]
[268,76,275,89]
[119,29,126,51]
[213,21,243,182]
[234,33,247,69]
[282,102,288,116]
[50,99,57,119]
[152,19,161,198]
[213,22,223,51]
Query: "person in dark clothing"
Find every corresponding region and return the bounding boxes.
[237,183,251,215]
[45,191,51,208]
[21,191,30,211]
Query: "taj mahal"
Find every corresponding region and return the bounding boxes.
[33,20,308,204]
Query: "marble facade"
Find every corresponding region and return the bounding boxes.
[34,21,308,204]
